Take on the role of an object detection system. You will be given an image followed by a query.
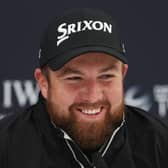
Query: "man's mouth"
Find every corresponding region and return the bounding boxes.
[70,101,110,117]
[77,107,103,115]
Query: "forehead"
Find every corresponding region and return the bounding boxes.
[62,52,121,68]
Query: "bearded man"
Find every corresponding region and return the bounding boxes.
[0,8,168,168]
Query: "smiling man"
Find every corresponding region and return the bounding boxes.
[35,53,127,153]
[0,8,168,168]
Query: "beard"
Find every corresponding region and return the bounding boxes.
[47,98,125,151]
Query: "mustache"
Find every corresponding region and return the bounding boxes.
[69,100,111,110]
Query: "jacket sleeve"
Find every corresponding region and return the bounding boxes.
[158,124,168,167]
[0,124,8,168]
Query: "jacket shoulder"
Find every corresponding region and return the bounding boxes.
[126,105,168,133]
[0,107,33,133]
[126,105,168,162]
[0,108,34,167]
[0,105,39,149]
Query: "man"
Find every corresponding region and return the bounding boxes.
[0,8,168,168]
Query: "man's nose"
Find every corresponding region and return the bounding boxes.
[79,79,104,103]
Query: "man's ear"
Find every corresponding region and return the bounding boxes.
[122,64,128,79]
[34,68,48,99]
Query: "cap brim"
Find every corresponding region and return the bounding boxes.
[48,46,128,70]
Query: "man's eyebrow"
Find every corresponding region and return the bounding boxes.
[58,67,84,76]
[99,65,118,73]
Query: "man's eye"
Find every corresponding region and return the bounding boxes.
[99,74,114,79]
[66,76,82,80]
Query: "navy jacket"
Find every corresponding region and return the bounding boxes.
[0,96,168,168]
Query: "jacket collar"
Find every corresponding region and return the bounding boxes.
[32,94,127,167]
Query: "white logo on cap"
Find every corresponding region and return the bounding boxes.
[57,20,113,46]
[121,43,126,53]
[38,48,41,59]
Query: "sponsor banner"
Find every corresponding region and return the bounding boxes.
[125,85,168,118]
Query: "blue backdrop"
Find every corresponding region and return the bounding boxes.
[0,0,168,120]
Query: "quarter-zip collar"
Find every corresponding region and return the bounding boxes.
[33,94,126,167]
[51,113,126,167]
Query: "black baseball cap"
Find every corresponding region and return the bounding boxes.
[39,8,127,70]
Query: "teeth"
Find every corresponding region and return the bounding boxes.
[81,108,101,115]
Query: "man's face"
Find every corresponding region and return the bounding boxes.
[36,52,128,151]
